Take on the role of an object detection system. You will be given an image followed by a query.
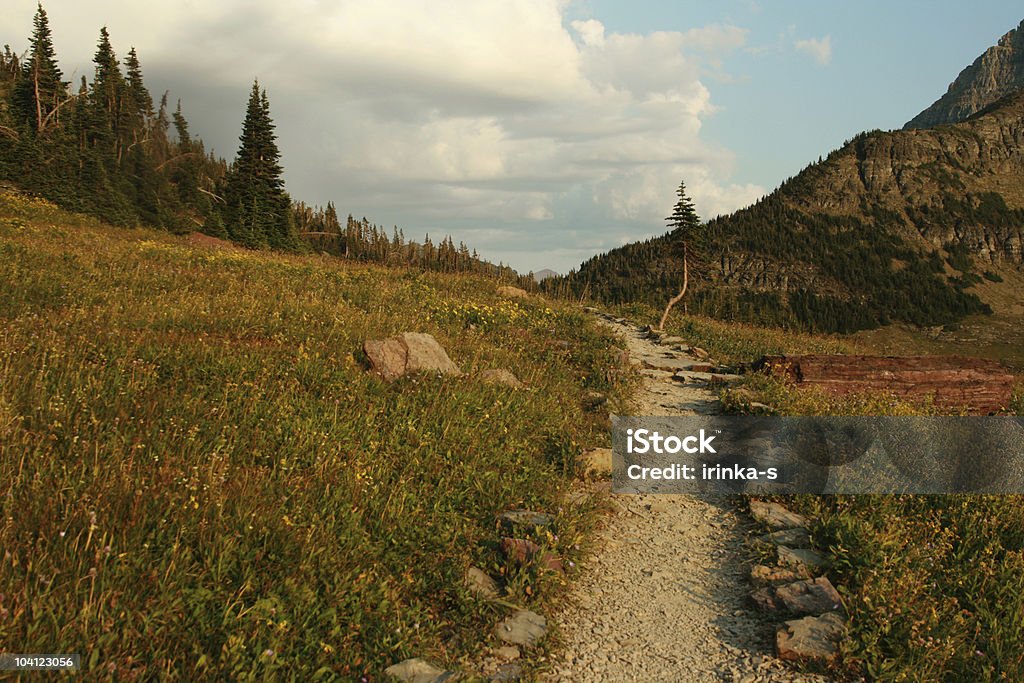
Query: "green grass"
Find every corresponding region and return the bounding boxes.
[0,191,627,680]
[610,302,1024,680]
[796,495,1024,681]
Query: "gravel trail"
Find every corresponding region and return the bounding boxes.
[545,316,826,682]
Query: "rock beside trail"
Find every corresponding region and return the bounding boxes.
[497,510,554,530]
[496,610,547,647]
[501,537,541,564]
[750,564,810,588]
[755,528,811,549]
[384,657,455,682]
[364,332,461,381]
[774,577,843,616]
[749,501,809,530]
[465,567,500,600]
[777,546,829,574]
[479,369,525,389]
[775,613,846,663]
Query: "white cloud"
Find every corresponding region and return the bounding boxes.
[1,0,766,272]
[794,35,832,65]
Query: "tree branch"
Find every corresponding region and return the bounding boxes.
[155,152,201,171]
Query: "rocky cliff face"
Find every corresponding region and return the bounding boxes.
[795,93,1024,264]
[905,19,1024,130]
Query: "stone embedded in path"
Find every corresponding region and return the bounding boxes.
[478,369,525,389]
[777,546,829,574]
[465,567,500,600]
[497,510,554,531]
[643,357,703,372]
[690,346,710,360]
[749,500,809,530]
[775,612,846,663]
[775,577,844,616]
[659,336,686,345]
[496,610,547,647]
[685,363,715,373]
[364,332,461,382]
[383,657,455,682]
[673,370,743,385]
[489,663,523,681]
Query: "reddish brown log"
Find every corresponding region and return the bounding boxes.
[754,355,1017,414]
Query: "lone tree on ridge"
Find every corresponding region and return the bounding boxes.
[657,180,704,330]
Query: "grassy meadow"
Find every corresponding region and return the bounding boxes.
[626,301,1024,681]
[0,191,629,680]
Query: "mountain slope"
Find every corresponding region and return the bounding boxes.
[551,93,1024,333]
[905,19,1024,129]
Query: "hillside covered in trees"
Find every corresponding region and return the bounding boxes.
[0,5,525,282]
[546,93,1024,333]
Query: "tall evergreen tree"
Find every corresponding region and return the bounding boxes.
[122,47,152,145]
[172,98,190,148]
[11,3,67,132]
[89,27,126,160]
[223,80,295,249]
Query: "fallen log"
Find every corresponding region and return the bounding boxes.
[753,354,1017,414]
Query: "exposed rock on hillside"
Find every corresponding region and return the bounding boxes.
[905,19,1024,129]
[363,332,461,381]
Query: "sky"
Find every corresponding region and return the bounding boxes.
[2,1,1022,273]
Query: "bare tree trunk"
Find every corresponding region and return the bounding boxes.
[657,243,688,330]
[34,65,43,131]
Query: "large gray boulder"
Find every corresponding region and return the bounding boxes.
[364,332,461,381]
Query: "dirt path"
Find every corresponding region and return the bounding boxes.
[545,316,826,682]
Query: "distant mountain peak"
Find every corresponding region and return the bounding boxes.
[533,268,558,283]
[905,18,1024,130]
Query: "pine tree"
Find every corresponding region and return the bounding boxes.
[89,27,126,161]
[12,3,67,132]
[657,180,703,329]
[223,80,295,249]
[172,99,190,148]
[122,47,152,145]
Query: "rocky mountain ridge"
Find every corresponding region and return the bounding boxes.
[792,92,1024,264]
[905,19,1024,129]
